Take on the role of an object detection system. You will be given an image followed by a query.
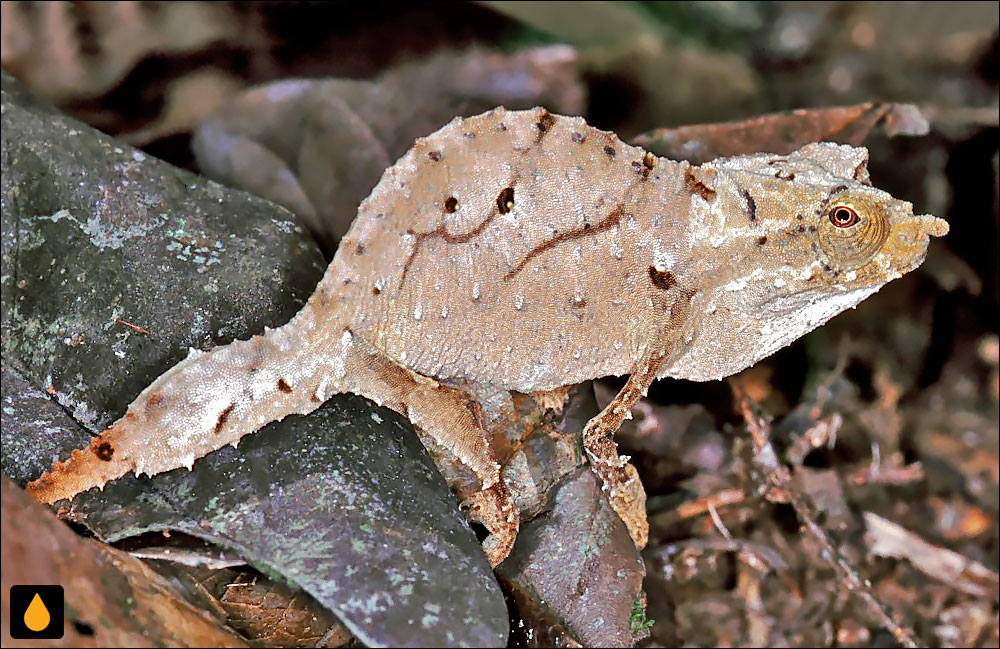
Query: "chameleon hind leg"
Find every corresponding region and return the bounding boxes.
[336,338,519,567]
[581,345,669,550]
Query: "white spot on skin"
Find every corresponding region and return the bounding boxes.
[798,263,820,280]
[441,305,448,319]
[329,330,355,380]
[653,247,675,272]
[515,293,524,310]
[316,377,331,401]
[472,283,480,301]
[724,267,765,292]
[724,276,749,292]
[414,304,422,320]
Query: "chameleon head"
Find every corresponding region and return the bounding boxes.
[663,142,949,382]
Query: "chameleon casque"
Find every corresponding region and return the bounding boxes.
[27,107,949,567]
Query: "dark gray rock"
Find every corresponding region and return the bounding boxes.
[497,466,646,648]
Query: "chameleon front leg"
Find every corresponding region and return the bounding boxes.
[581,344,669,550]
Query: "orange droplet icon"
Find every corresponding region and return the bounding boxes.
[24,592,51,632]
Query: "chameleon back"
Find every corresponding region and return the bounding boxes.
[323,107,694,391]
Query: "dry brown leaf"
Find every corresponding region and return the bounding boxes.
[184,568,353,648]
[631,102,928,164]
[863,511,1000,600]
[0,478,246,648]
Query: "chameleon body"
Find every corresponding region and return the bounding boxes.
[27,107,948,566]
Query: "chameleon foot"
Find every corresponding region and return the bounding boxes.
[462,481,519,567]
[584,436,649,549]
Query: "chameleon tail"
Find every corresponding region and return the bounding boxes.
[26,302,349,504]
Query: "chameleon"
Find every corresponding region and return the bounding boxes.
[27,107,949,567]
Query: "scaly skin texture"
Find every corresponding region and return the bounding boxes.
[27,107,949,567]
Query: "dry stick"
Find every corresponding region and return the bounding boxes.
[737,394,920,649]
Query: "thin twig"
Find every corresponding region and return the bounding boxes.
[737,394,921,649]
[114,317,149,334]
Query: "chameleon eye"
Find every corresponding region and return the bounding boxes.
[817,199,889,271]
[829,205,860,228]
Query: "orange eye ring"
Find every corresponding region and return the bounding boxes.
[829,205,860,228]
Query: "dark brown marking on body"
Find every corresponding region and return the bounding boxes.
[756,235,768,246]
[214,404,234,434]
[400,206,504,286]
[571,131,585,143]
[603,145,616,158]
[643,152,655,169]
[372,285,381,296]
[497,187,515,214]
[277,378,292,393]
[146,391,164,407]
[535,110,556,140]
[742,189,757,222]
[853,160,868,182]
[310,393,321,403]
[775,170,795,181]
[444,196,459,213]
[630,154,655,181]
[767,158,788,165]
[503,205,625,281]
[355,243,366,255]
[94,440,114,461]
[427,150,442,162]
[685,169,716,202]
[647,266,676,290]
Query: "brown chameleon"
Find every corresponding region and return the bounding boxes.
[27,107,949,567]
